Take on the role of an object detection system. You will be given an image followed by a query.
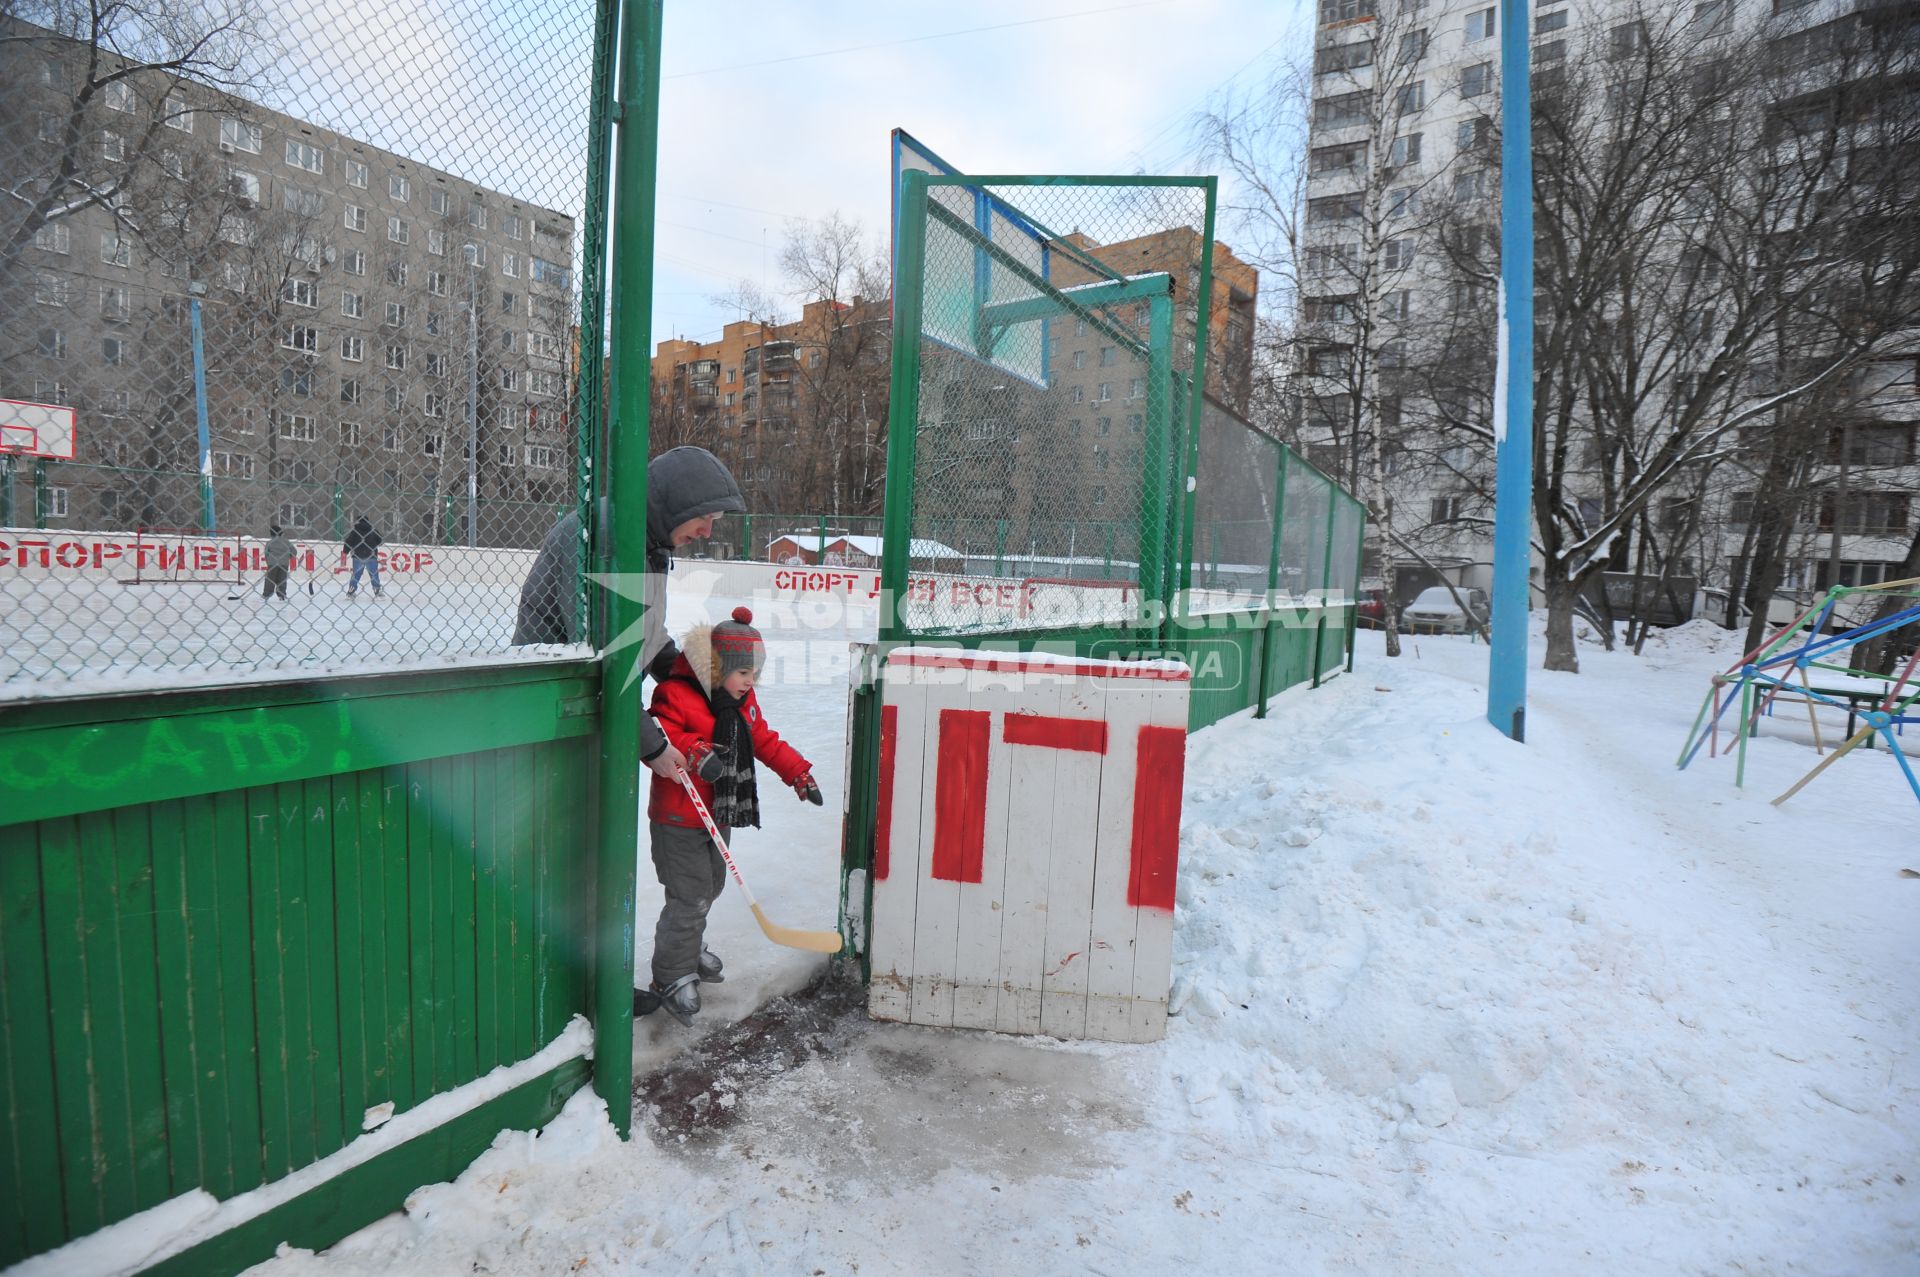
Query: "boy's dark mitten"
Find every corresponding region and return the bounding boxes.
[691,741,730,782]
[647,642,681,684]
[792,772,824,806]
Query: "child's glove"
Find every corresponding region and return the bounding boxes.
[688,741,730,782]
[792,772,824,806]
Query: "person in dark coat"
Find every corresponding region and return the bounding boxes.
[261,526,295,600]
[342,516,383,597]
[512,445,745,781]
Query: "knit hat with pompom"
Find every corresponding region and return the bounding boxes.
[710,606,765,684]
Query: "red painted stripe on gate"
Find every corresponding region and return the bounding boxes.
[888,652,1191,681]
[1128,725,1186,911]
[874,704,898,881]
[931,709,990,883]
[1003,713,1109,754]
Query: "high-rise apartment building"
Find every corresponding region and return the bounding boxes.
[1,19,579,546]
[1298,0,1917,619]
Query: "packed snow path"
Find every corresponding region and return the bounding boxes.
[249,621,1915,1277]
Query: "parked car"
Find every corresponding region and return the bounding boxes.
[1356,585,1392,629]
[1402,586,1489,635]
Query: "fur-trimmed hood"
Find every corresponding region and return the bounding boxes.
[677,624,719,694]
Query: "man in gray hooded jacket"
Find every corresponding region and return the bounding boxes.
[512,445,746,775]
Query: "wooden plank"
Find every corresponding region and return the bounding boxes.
[271,782,317,1175]
[1085,679,1154,1042]
[867,670,927,1023]
[405,762,435,1104]
[379,766,414,1115]
[178,794,234,1199]
[247,784,294,1183]
[0,822,66,1262]
[505,746,536,1059]
[331,775,369,1137]
[302,777,344,1160]
[1038,680,1104,1041]
[37,816,103,1235]
[530,743,556,1043]
[354,772,393,1114]
[107,806,169,1208]
[473,749,502,1075]
[446,755,479,1088]
[147,799,204,1196]
[1127,699,1189,1044]
[993,677,1061,1036]
[0,666,601,828]
[906,675,979,1030]
[950,661,1020,1031]
[74,809,141,1226]
[210,789,264,1195]
[142,1057,590,1277]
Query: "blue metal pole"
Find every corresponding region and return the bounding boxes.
[189,292,215,531]
[1487,0,1534,743]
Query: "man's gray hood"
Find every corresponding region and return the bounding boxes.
[646,446,745,556]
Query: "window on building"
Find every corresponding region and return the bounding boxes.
[526,446,557,470]
[1071,349,1086,370]
[101,336,125,365]
[341,377,360,404]
[163,94,193,132]
[98,130,124,162]
[1306,243,1358,277]
[104,80,133,112]
[1382,289,1412,319]
[344,249,366,276]
[530,332,562,360]
[425,393,446,419]
[386,260,408,287]
[383,425,402,451]
[1388,186,1419,218]
[430,189,451,215]
[390,173,411,202]
[529,257,569,288]
[1452,169,1490,201]
[346,158,369,188]
[1461,61,1494,97]
[425,310,443,336]
[1318,0,1375,23]
[384,301,406,327]
[99,231,130,268]
[1399,28,1428,61]
[1384,238,1416,270]
[277,412,317,441]
[1309,193,1365,223]
[500,368,522,391]
[501,291,517,314]
[344,205,366,233]
[387,216,409,244]
[1611,20,1649,59]
[46,487,70,518]
[467,202,487,229]
[505,213,524,240]
[1396,81,1426,114]
[285,139,324,173]
[217,117,262,154]
[1315,90,1370,128]
[100,285,130,322]
[1536,38,1567,63]
[282,278,317,308]
[385,342,407,370]
[384,384,405,411]
[341,291,365,320]
[425,352,448,378]
[1536,8,1568,32]
[428,270,448,296]
[33,329,61,362]
[33,222,71,255]
[503,252,519,278]
[1465,7,1495,40]
[1430,495,1465,522]
[1315,39,1373,74]
[339,421,362,446]
[463,242,486,267]
[1310,142,1367,175]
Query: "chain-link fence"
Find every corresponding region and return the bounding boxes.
[888,173,1216,634]
[1190,395,1281,599]
[1,0,601,694]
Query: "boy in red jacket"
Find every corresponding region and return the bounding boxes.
[636,607,822,1024]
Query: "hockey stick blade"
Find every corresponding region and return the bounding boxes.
[674,769,842,954]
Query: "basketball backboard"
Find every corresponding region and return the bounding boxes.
[891,129,1056,389]
[0,398,76,461]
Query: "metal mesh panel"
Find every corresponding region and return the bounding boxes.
[1,0,601,694]
[1328,493,1364,604]
[1278,460,1333,600]
[1189,396,1279,602]
[893,175,1213,635]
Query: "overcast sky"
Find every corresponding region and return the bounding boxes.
[651,0,1306,345]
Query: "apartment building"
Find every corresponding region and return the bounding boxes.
[1297,0,1918,617]
[1,19,578,546]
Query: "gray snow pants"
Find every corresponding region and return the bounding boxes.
[648,820,727,988]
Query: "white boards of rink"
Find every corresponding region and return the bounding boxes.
[868,647,1190,1043]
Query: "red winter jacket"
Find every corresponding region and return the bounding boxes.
[646,652,811,828]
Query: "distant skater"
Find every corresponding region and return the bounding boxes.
[342,516,383,598]
[261,525,294,600]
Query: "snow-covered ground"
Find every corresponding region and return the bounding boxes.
[238,616,1915,1277]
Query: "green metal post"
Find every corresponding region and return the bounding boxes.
[591,0,661,1140]
[332,485,345,537]
[880,170,929,644]
[742,510,752,560]
[1311,479,1337,690]
[34,461,48,529]
[1346,498,1365,673]
[1141,292,1173,639]
[1175,178,1220,627]
[1255,446,1289,720]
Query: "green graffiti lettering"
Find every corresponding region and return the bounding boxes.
[142,720,206,779]
[197,719,259,771]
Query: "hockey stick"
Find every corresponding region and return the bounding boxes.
[674,769,842,953]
